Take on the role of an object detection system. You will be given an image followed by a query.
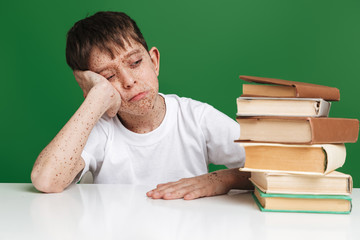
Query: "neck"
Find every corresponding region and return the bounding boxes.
[118,94,166,134]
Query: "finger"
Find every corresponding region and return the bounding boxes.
[156,183,169,188]
[155,181,181,190]
[163,185,199,200]
[73,70,83,82]
[154,178,196,198]
[150,181,192,199]
[152,180,182,192]
[183,187,209,200]
[73,70,80,77]
[157,178,195,190]
[146,181,174,197]
[73,71,87,93]
[150,185,179,199]
[154,180,198,200]
[83,88,89,99]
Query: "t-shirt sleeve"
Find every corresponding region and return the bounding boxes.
[200,104,245,169]
[72,115,110,183]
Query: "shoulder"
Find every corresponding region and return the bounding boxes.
[91,114,117,137]
[161,93,213,120]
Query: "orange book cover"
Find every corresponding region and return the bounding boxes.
[236,116,359,144]
[240,75,340,101]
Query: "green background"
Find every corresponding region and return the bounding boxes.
[1,0,359,186]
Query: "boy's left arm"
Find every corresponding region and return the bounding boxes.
[146,169,253,200]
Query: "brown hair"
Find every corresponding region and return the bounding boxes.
[66,11,148,71]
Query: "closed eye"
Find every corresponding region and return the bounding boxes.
[131,59,142,67]
[107,75,115,80]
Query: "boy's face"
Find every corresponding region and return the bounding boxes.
[88,39,160,116]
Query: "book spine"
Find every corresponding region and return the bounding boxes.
[295,85,340,101]
[310,118,359,143]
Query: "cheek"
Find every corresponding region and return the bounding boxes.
[150,79,159,92]
[143,70,159,90]
[110,82,122,94]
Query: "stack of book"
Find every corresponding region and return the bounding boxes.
[236,75,359,214]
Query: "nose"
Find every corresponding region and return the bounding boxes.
[124,80,136,89]
[120,69,136,89]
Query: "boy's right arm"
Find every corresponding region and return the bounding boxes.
[31,71,121,193]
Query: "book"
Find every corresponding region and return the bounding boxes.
[236,97,331,117]
[240,75,340,101]
[249,171,353,195]
[239,143,346,175]
[252,186,352,214]
[236,117,359,144]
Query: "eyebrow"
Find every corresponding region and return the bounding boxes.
[123,49,142,60]
[95,49,143,74]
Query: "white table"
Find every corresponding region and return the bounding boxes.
[0,183,358,240]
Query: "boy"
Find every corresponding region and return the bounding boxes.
[31,11,252,200]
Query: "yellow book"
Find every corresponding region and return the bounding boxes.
[239,143,346,175]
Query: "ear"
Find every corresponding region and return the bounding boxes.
[149,47,160,76]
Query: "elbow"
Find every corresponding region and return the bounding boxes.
[31,169,65,193]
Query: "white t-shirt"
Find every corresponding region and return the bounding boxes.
[78,94,245,187]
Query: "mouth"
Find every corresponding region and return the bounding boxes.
[129,91,148,102]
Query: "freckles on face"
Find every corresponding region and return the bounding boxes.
[118,81,159,116]
[118,50,159,115]
[88,41,160,116]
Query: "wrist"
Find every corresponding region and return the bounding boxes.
[87,82,117,110]
[217,168,252,190]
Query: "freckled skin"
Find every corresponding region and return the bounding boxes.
[147,169,253,200]
[31,39,163,193]
[88,41,165,133]
[31,38,253,197]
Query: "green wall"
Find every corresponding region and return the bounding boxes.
[2,0,359,186]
